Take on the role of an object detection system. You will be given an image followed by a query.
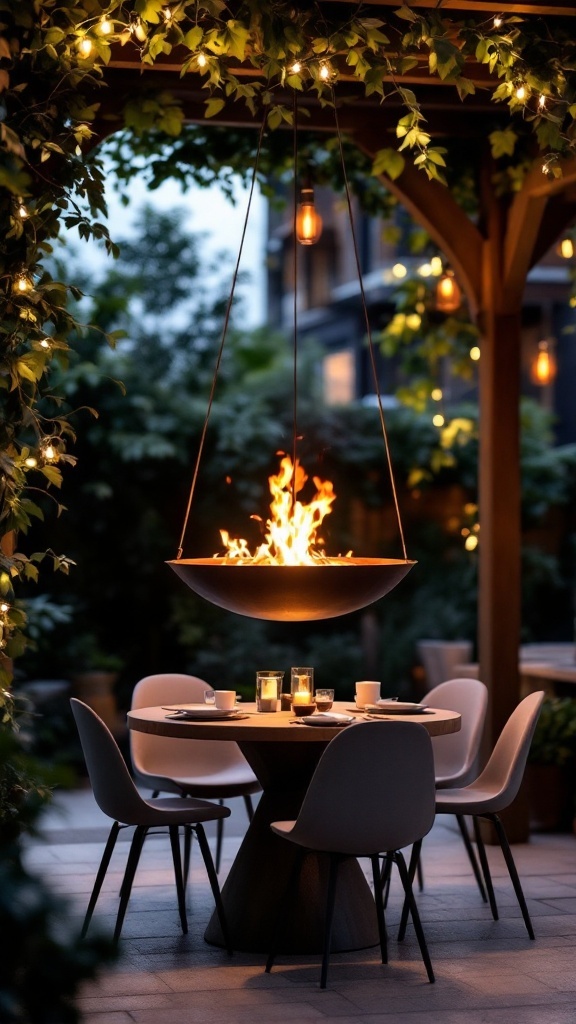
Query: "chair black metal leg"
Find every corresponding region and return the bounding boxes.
[183,824,193,895]
[81,821,121,939]
[398,839,422,941]
[489,813,535,940]
[395,850,435,984]
[456,814,487,902]
[416,850,424,891]
[215,799,224,873]
[381,853,393,908]
[114,825,147,943]
[169,824,188,934]
[472,816,498,920]
[371,854,388,964]
[151,789,160,798]
[320,854,340,989]
[243,794,254,822]
[195,823,233,955]
[266,846,306,973]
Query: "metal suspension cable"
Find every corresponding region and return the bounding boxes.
[176,114,268,560]
[331,87,408,561]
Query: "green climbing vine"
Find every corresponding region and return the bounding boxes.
[1,0,576,684]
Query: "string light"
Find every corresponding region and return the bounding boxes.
[429,256,443,275]
[0,602,9,614]
[39,337,52,350]
[538,94,546,109]
[465,534,478,551]
[40,438,59,463]
[470,345,481,361]
[319,63,332,81]
[557,237,574,259]
[432,413,445,428]
[77,37,93,57]
[392,263,407,279]
[24,457,38,468]
[196,51,207,68]
[431,388,443,401]
[163,6,173,22]
[17,199,28,219]
[493,15,503,28]
[13,270,32,294]
[290,61,302,74]
[515,83,527,101]
[99,16,113,34]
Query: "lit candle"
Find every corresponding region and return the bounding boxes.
[261,677,277,701]
[292,691,312,705]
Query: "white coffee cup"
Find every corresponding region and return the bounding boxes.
[214,690,236,711]
[355,680,381,708]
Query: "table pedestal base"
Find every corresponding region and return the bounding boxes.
[205,740,379,954]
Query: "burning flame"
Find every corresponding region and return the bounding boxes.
[218,456,349,565]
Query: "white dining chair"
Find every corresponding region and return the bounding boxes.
[265,721,437,988]
[130,673,260,872]
[399,690,544,942]
[384,677,488,903]
[70,698,232,948]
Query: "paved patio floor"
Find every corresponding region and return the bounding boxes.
[25,784,576,1024]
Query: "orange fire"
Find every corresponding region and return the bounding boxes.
[218,455,349,565]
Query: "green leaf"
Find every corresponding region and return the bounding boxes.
[183,26,203,50]
[204,97,226,119]
[489,127,517,158]
[395,5,418,22]
[372,147,406,180]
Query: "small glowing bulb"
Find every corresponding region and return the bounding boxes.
[17,200,28,219]
[319,63,331,81]
[559,238,574,259]
[0,602,10,613]
[538,94,546,109]
[196,51,207,68]
[433,413,445,427]
[417,263,432,277]
[14,272,32,293]
[43,444,56,461]
[515,84,527,101]
[406,313,422,330]
[415,301,426,314]
[465,534,478,551]
[392,263,407,279]
[431,388,443,401]
[39,337,51,349]
[78,37,93,57]
[290,61,302,74]
[570,296,576,309]
[493,15,503,28]
[24,457,37,468]
[429,256,443,275]
[99,16,112,34]
[470,346,481,361]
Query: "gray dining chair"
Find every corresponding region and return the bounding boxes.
[265,721,437,988]
[399,690,544,942]
[130,673,261,872]
[70,698,232,949]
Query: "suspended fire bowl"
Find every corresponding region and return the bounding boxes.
[167,557,416,622]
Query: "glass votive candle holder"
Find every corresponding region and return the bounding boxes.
[291,666,315,715]
[256,671,284,713]
[315,688,334,712]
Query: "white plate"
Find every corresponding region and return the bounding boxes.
[300,713,355,727]
[366,702,429,715]
[162,704,239,719]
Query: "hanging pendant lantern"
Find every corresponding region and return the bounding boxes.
[530,339,557,386]
[168,96,415,621]
[295,186,322,245]
[435,268,461,313]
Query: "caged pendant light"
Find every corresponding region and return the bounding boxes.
[168,92,415,621]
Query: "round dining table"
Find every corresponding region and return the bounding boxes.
[127,701,460,954]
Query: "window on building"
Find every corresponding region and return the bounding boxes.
[323,349,355,405]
